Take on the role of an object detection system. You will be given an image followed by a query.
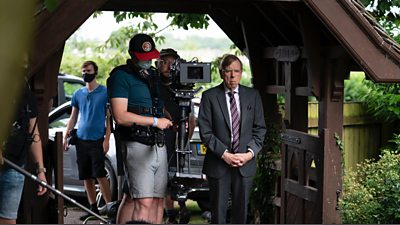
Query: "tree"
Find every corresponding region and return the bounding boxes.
[360,0,400,42]
[59,11,252,91]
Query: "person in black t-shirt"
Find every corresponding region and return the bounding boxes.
[157,48,196,224]
[0,81,47,224]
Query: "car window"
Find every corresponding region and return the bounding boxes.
[64,82,84,102]
[49,118,69,129]
[49,104,80,129]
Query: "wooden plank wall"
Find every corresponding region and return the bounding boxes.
[307,102,392,173]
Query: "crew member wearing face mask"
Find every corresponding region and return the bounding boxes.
[108,33,172,224]
[63,60,112,221]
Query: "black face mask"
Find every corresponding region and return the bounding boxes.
[82,73,96,83]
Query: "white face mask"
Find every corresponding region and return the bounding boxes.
[137,60,152,70]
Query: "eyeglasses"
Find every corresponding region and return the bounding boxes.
[222,69,241,73]
[158,59,173,65]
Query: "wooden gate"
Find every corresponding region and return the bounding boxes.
[280,129,325,223]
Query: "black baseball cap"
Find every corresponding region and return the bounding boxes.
[129,33,160,61]
[160,48,180,59]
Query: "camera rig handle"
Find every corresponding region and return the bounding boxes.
[167,86,202,100]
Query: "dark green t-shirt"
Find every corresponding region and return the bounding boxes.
[108,66,165,118]
[109,69,153,109]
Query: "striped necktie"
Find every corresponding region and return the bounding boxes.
[228,91,240,153]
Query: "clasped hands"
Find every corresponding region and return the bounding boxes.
[222,151,253,167]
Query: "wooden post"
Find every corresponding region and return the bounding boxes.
[54,132,64,223]
[318,59,347,224]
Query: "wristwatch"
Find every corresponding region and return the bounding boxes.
[36,167,46,174]
[152,117,158,127]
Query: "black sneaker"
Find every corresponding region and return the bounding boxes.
[165,217,178,224]
[201,211,211,223]
[179,206,191,224]
[79,207,100,221]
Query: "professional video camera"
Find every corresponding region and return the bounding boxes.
[169,58,211,90]
[166,58,211,215]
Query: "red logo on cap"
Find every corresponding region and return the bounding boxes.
[142,42,152,52]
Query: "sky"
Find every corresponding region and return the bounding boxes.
[71,11,240,63]
[74,12,228,42]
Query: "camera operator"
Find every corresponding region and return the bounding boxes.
[157,48,196,224]
[108,33,172,224]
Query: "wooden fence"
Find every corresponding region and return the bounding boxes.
[307,102,393,173]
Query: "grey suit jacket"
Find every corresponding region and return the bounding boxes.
[198,83,266,178]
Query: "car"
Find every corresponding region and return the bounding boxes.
[52,73,86,109]
[48,99,210,212]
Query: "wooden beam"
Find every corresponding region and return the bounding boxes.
[29,0,107,77]
[304,0,400,82]
[54,132,65,224]
[318,59,345,224]
[285,179,318,202]
[298,6,321,99]
[209,9,245,50]
[252,2,292,43]
[33,44,64,144]
[100,0,301,11]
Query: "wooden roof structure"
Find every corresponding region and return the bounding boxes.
[30,0,400,82]
[22,0,400,223]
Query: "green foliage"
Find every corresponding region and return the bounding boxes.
[166,13,210,30]
[64,82,84,99]
[344,72,370,102]
[60,36,119,85]
[360,0,400,40]
[113,11,156,24]
[60,13,253,94]
[341,149,400,224]
[95,12,210,51]
[194,52,253,94]
[389,133,400,151]
[97,26,143,69]
[60,30,252,91]
[334,132,346,175]
[195,55,223,91]
[250,122,281,223]
[360,81,400,123]
[334,132,344,151]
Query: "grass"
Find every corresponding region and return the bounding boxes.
[65,197,209,224]
[186,200,208,224]
[170,200,209,224]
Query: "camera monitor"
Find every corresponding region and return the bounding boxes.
[179,62,211,84]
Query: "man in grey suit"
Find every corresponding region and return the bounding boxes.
[198,54,266,223]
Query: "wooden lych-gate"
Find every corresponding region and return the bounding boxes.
[281,129,324,224]
[15,0,400,223]
[266,42,345,222]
